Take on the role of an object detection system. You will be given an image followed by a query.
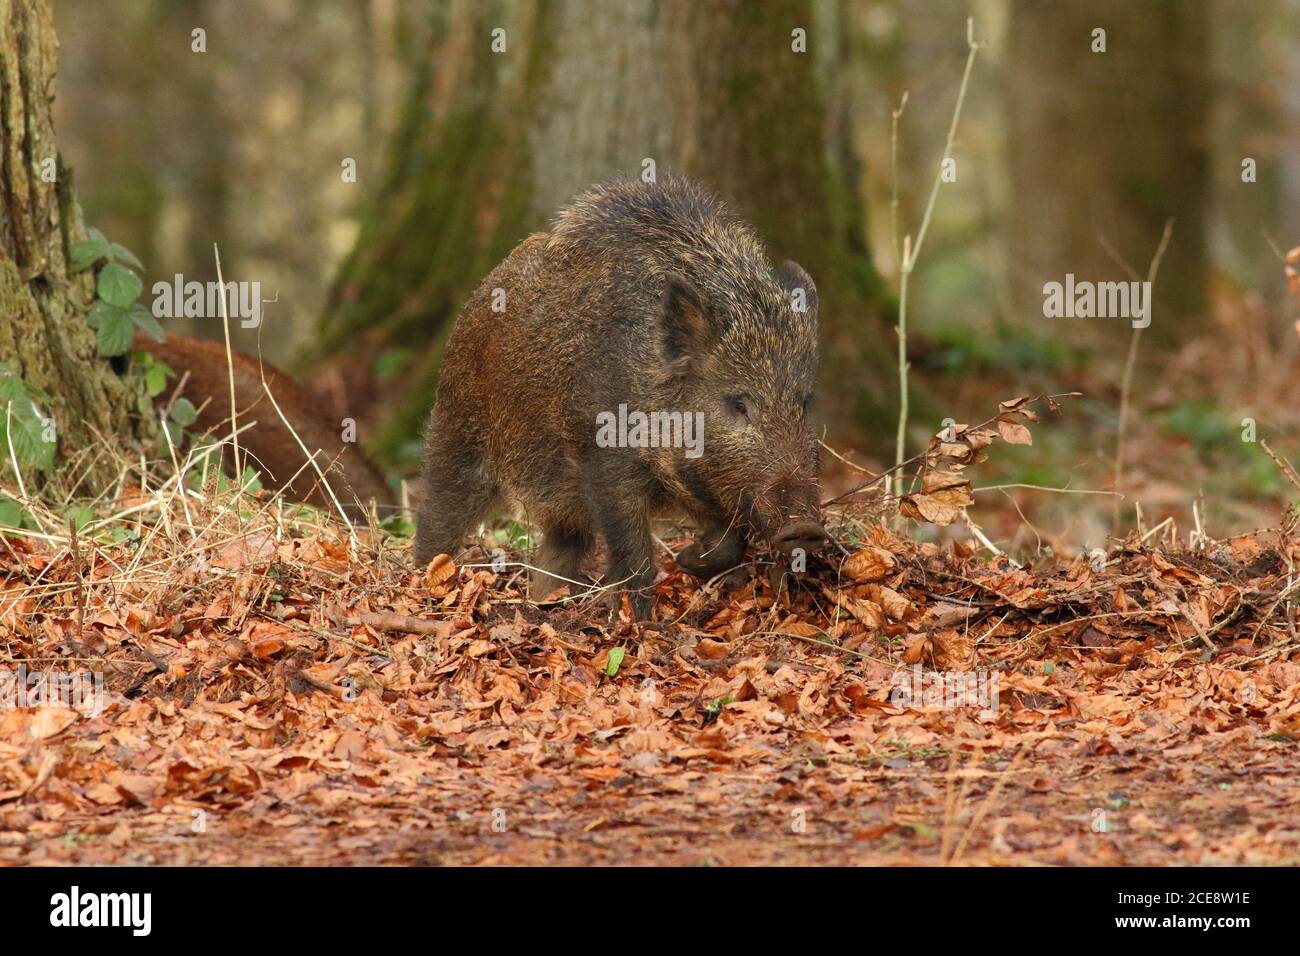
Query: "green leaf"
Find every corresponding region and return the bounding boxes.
[605,647,625,677]
[169,397,198,427]
[108,242,144,271]
[129,304,164,342]
[705,695,735,715]
[164,420,186,449]
[2,398,55,472]
[373,347,414,381]
[145,363,169,397]
[69,238,109,272]
[380,514,415,537]
[0,496,32,530]
[92,302,134,357]
[66,505,94,531]
[0,363,26,404]
[96,262,142,308]
[239,466,263,493]
[13,407,55,472]
[0,367,56,472]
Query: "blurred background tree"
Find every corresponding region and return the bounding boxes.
[1006,0,1209,345]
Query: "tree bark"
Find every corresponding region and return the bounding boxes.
[1006,0,1209,347]
[0,0,152,491]
[315,0,896,465]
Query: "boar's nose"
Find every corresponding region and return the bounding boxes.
[773,520,827,555]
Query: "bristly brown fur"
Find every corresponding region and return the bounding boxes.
[137,333,393,519]
[416,173,824,618]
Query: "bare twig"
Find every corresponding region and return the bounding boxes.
[892,18,981,502]
[1260,440,1300,496]
[1112,219,1174,529]
[213,243,242,493]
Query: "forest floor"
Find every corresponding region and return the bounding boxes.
[4,428,1300,866]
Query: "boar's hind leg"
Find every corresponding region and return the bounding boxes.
[676,524,746,579]
[414,431,496,566]
[530,524,594,600]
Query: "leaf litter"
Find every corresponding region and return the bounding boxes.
[2,396,1300,865]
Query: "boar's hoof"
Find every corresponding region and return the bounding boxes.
[772,520,827,555]
[677,544,738,578]
[605,588,653,623]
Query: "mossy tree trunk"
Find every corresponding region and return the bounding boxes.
[316,0,898,468]
[0,0,151,493]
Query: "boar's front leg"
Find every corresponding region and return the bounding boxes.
[676,523,746,579]
[531,523,594,600]
[590,490,656,620]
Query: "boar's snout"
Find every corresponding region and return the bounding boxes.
[772,519,827,555]
[756,470,824,554]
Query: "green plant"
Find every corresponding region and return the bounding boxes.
[0,363,56,472]
[372,346,414,382]
[920,322,1078,375]
[69,228,162,357]
[0,495,35,530]
[1164,401,1235,452]
[130,349,174,399]
[184,458,263,496]
[705,694,735,716]
[65,505,95,531]
[163,396,197,449]
[380,513,415,536]
[492,519,534,552]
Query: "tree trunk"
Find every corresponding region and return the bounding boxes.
[315,0,896,466]
[1006,0,1209,347]
[0,0,151,492]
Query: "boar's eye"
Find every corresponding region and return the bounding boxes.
[725,395,751,421]
[800,394,813,416]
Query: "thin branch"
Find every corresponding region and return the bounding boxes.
[213,243,242,492]
[1112,219,1174,529]
[893,19,981,501]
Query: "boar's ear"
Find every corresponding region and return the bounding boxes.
[660,273,711,361]
[775,260,818,319]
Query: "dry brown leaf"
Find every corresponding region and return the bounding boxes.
[778,620,824,639]
[425,553,457,592]
[697,638,731,660]
[878,586,911,621]
[997,418,1033,445]
[1,707,79,742]
[902,633,928,664]
[899,479,974,526]
[932,628,974,671]
[85,782,124,805]
[842,546,896,583]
